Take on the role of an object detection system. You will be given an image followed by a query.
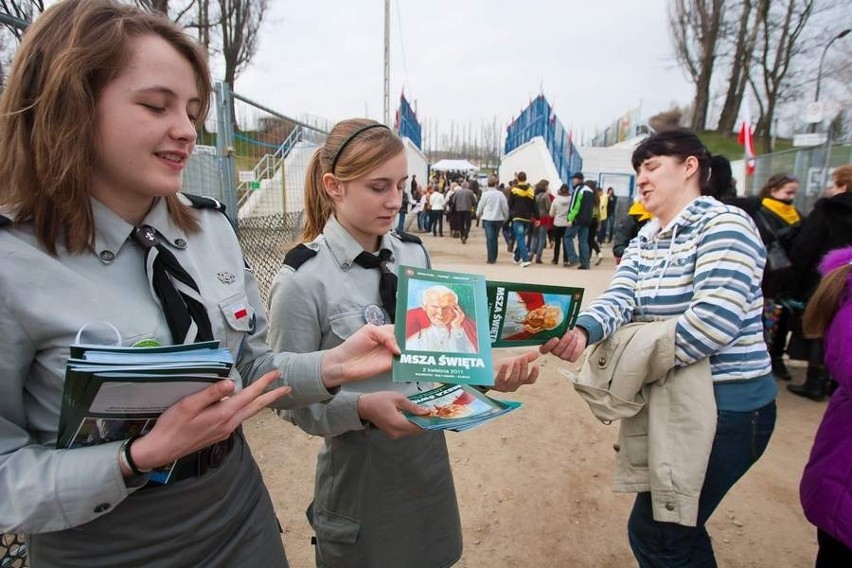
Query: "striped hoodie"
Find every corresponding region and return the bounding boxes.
[575,196,776,411]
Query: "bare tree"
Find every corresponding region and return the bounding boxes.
[0,0,43,40]
[716,0,767,135]
[217,0,267,89]
[749,0,816,152]
[669,0,726,131]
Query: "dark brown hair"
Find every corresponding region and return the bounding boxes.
[758,173,797,199]
[0,0,212,254]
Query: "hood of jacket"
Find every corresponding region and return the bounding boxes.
[511,183,534,199]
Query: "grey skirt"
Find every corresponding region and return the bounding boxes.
[28,433,287,567]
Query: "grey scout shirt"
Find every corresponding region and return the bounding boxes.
[268,215,433,436]
[0,195,335,534]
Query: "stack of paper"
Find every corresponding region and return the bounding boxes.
[404,384,521,432]
[57,341,233,484]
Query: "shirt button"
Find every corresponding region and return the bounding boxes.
[613,443,620,452]
[174,238,188,249]
[94,503,111,513]
[99,250,115,263]
[598,356,607,366]
[342,263,350,270]
[665,502,675,511]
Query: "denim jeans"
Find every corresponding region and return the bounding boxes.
[396,212,406,233]
[502,220,515,251]
[482,220,502,263]
[512,220,531,262]
[563,224,589,267]
[627,400,776,568]
[529,225,548,261]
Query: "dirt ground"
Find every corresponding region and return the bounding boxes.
[245,225,826,567]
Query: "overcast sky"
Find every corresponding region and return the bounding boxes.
[231,0,694,141]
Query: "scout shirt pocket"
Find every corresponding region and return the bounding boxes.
[217,292,256,352]
[328,310,367,344]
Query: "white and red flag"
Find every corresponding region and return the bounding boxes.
[737,95,756,175]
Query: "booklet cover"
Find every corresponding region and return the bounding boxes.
[486,281,584,347]
[403,383,521,432]
[58,343,233,484]
[393,266,494,386]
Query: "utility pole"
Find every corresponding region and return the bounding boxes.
[383,0,390,126]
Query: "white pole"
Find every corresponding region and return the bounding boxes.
[383,0,390,126]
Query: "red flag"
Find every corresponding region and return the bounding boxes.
[737,99,755,175]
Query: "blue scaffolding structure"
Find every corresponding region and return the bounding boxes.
[504,95,582,185]
[395,93,422,150]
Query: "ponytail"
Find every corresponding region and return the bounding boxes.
[302,148,335,242]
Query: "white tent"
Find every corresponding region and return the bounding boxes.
[431,158,476,172]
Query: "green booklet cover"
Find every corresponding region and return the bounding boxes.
[403,383,521,432]
[486,281,584,347]
[393,266,494,386]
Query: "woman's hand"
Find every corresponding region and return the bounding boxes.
[321,324,400,388]
[492,350,540,392]
[126,370,291,473]
[540,327,588,362]
[357,391,427,439]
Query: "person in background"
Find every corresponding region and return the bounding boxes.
[530,179,552,264]
[429,184,445,237]
[500,180,515,254]
[733,174,803,381]
[612,197,653,264]
[563,173,594,269]
[508,172,538,268]
[787,164,852,401]
[586,183,603,266]
[796,246,852,567]
[542,128,776,566]
[469,179,482,227]
[477,175,509,264]
[268,119,540,565]
[550,183,572,265]
[0,3,401,564]
[598,186,610,244]
[604,187,617,243]
[449,179,476,244]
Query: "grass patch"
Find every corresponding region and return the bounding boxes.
[697,130,793,160]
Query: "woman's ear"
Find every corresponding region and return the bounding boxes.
[322,173,343,201]
[683,155,700,179]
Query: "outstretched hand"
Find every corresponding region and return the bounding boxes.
[322,324,400,388]
[357,391,427,439]
[127,370,291,473]
[540,327,588,362]
[492,350,540,393]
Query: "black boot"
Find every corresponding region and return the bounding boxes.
[771,357,792,381]
[787,365,829,402]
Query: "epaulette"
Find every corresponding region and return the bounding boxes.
[183,193,226,213]
[0,214,10,228]
[391,230,422,245]
[283,244,318,270]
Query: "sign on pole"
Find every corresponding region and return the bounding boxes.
[793,133,828,147]
[805,102,823,125]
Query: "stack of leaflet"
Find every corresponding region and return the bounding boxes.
[403,384,521,433]
[57,341,233,484]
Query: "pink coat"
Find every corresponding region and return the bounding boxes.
[799,247,852,548]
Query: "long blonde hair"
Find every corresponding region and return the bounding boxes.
[0,0,212,254]
[302,119,404,241]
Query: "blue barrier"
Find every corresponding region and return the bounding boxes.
[505,95,582,185]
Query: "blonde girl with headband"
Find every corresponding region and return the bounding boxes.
[0,1,401,565]
[268,118,540,567]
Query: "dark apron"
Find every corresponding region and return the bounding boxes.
[28,434,287,567]
[310,429,462,568]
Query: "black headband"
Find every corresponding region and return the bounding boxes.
[330,123,391,173]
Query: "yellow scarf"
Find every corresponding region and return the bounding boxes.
[761,198,800,225]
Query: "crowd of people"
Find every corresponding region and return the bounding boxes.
[0,1,850,567]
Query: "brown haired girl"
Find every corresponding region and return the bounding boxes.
[0,1,400,564]
[268,118,540,567]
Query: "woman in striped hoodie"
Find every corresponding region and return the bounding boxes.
[542,129,777,567]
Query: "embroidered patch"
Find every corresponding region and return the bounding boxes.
[217,271,236,285]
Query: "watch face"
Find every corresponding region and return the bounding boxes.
[364,304,386,326]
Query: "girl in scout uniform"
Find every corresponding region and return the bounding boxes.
[268,119,540,567]
[0,2,399,565]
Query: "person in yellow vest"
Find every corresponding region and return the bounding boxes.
[612,198,653,264]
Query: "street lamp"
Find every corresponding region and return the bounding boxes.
[810,28,851,132]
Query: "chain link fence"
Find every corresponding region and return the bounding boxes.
[185,83,328,301]
[751,144,852,213]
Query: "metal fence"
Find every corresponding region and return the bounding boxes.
[185,82,328,301]
[750,143,852,213]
